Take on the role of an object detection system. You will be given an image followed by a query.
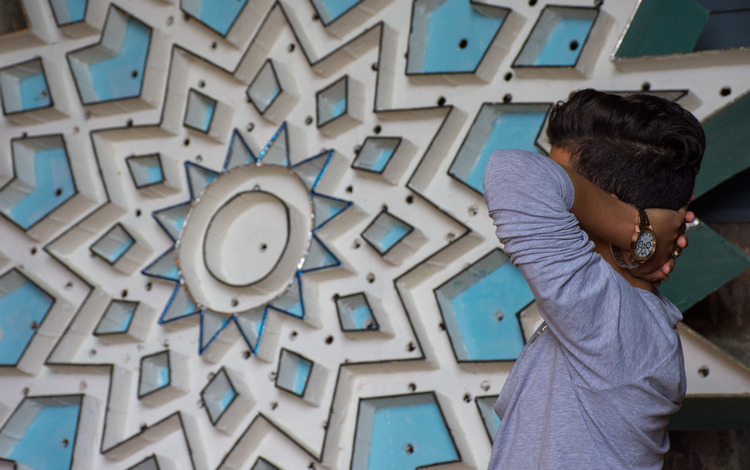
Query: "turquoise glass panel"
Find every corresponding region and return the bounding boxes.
[0,271,54,365]
[19,72,51,111]
[160,284,200,323]
[181,0,248,36]
[353,138,399,173]
[450,104,548,194]
[185,90,216,132]
[247,61,281,114]
[2,140,75,229]
[95,300,137,334]
[435,250,532,361]
[301,237,339,272]
[203,369,237,423]
[0,59,52,113]
[336,293,377,330]
[353,394,458,469]
[49,0,87,24]
[143,248,180,281]
[476,395,501,439]
[84,17,151,103]
[91,224,134,263]
[127,154,164,187]
[269,275,304,318]
[534,17,594,66]
[362,212,412,254]
[139,352,170,396]
[186,163,219,197]
[3,397,81,470]
[153,203,190,241]
[277,350,312,396]
[409,0,506,73]
[317,79,348,126]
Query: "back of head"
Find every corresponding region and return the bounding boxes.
[546,89,705,210]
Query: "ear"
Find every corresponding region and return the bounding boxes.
[610,193,620,200]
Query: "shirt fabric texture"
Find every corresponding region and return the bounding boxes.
[483,149,686,469]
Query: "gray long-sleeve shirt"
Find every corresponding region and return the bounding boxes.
[483,149,686,469]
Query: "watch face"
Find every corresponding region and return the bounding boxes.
[635,230,655,261]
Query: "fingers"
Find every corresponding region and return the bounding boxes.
[661,258,676,275]
[684,210,695,224]
[676,234,688,249]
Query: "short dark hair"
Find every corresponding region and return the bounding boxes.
[546,89,705,210]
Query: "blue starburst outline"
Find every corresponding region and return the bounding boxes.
[143,123,352,356]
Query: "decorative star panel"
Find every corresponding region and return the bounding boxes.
[0,0,749,469]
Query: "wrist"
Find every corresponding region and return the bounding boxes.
[611,207,656,269]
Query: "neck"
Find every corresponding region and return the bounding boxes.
[590,236,656,293]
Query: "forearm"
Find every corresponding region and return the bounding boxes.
[561,166,637,251]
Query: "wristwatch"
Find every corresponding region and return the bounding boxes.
[611,208,656,269]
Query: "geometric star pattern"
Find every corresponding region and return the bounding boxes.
[0,0,749,469]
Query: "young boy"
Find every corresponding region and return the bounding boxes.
[483,89,705,469]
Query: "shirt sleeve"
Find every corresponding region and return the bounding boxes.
[483,149,644,386]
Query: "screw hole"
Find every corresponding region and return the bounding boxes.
[408,382,416,392]
[406,195,414,204]
[288,43,295,52]
[437,96,446,106]
[641,81,651,91]
[305,115,313,125]
[260,243,267,251]
[366,272,375,283]
[325,335,334,344]
[503,93,512,103]
[373,125,382,134]
[353,239,361,249]
[346,185,353,193]
[231,298,238,307]
[30,247,37,255]
[121,289,128,298]
[135,209,142,217]
[199,80,206,88]
[131,70,138,78]
[458,38,468,49]
[406,341,416,352]
[404,443,415,454]
[569,40,579,51]
[183,138,190,146]
[463,392,473,403]
[504,72,513,81]
[698,365,710,377]
[54,188,63,196]
[720,87,732,97]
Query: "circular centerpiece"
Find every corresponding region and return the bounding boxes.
[177,164,313,314]
[203,190,289,286]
